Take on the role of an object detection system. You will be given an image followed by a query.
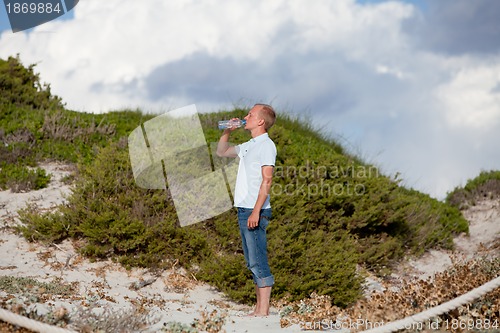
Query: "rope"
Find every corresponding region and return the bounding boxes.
[0,308,76,333]
[0,276,498,333]
[360,275,500,333]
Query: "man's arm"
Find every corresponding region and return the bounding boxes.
[247,165,274,228]
[216,129,238,158]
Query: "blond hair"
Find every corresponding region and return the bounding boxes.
[255,103,276,130]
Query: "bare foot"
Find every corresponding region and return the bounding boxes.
[245,311,268,317]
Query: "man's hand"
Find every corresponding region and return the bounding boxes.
[247,166,274,229]
[248,210,260,229]
[216,118,241,158]
[226,118,242,131]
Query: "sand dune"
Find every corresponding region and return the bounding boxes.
[0,162,498,332]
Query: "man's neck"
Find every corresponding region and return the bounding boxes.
[250,128,267,138]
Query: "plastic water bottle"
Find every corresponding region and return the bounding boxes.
[218,119,246,130]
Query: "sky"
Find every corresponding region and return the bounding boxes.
[1,0,499,200]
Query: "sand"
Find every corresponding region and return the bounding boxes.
[0,162,498,332]
[401,197,499,280]
[0,162,299,332]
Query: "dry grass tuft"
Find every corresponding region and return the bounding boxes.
[164,271,198,294]
[70,304,158,333]
[162,309,227,333]
[42,110,116,143]
[192,309,227,333]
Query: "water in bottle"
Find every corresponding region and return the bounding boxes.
[218,119,246,130]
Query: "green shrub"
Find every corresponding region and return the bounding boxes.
[447,170,500,208]
[0,55,63,110]
[0,163,51,192]
[17,207,67,242]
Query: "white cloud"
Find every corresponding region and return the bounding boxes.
[375,64,406,78]
[0,0,414,111]
[436,63,500,129]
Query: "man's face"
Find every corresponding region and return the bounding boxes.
[244,106,263,130]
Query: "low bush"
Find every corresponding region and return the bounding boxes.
[0,163,51,192]
[447,170,500,209]
[0,55,63,110]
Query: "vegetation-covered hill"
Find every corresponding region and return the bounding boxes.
[447,170,500,209]
[1,56,469,307]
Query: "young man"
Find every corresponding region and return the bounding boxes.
[216,103,277,316]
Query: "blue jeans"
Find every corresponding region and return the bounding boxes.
[237,207,274,288]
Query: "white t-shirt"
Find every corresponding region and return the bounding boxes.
[234,133,277,209]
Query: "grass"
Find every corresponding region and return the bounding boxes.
[0,275,76,298]
[447,170,500,209]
